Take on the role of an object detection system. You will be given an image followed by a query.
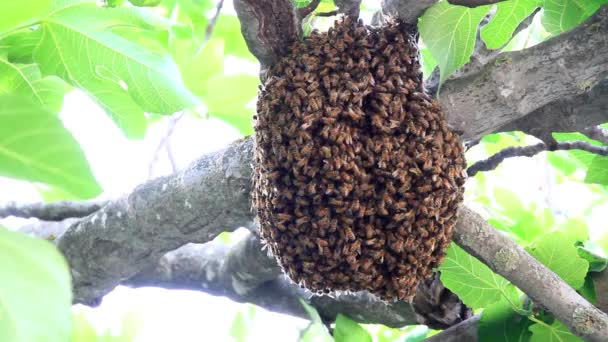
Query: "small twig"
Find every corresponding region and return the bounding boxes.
[316,10,339,17]
[467,140,608,176]
[298,0,321,19]
[148,113,184,179]
[165,139,178,173]
[203,0,225,44]
[0,201,106,221]
[335,0,362,18]
[447,0,507,7]
[583,126,608,145]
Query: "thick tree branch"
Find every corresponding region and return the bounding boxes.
[233,0,299,68]
[583,125,608,145]
[52,137,608,340]
[440,6,608,140]
[126,230,470,329]
[447,0,506,7]
[424,314,480,342]
[500,79,608,142]
[381,0,437,25]
[0,200,106,221]
[467,140,608,176]
[298,0,321,19]
[335,0,362,18]
[455,208,608,341]
[57,138,254,304]
[127,231,425,327]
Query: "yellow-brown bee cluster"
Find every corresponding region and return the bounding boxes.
[252,17,466,301]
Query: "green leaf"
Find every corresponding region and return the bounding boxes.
[35,2,198,138]
[584,156,608,185]
[213,15,257,61]
[0,28,42,64]
[173,38,225,97]
[527,232,589,289]
[439,243,519,309]
[529,320,583,342]
[129,0,162,6]
[479,297,532,342]
[480,0,540,49]
[299,299,332,342]
[420,47,437,79]
[229,305,256,342]
[577,246,607,272]
[419,2,490,84]
[555,218,589,243]
[492,187,550,244]
[0,0,52,36]
[579,274,596,304]
[203,74,259,135]
[334,314,372,342]
[71,311,99,342]
[0,228,72,342]
[541,0,605,35]
[0,59,66,113]
[0,95,101,198]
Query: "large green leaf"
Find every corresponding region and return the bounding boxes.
[0,59,65,113]
[334,314,372,342]
[439,243,519,309]
[480,0,541,49]
[34,2,198,138]
[0,0,52,36]
[213,15,257,61]
[173,38,225,97]
[584,156,608,185]
[203,74,259,135]
[527,232,589,289]
[541,0,607,35]
[0,95,101,198]
[479,297,532,342]
[419,2,490,84]
[529,320,582,342]
[0,29,42,64]
[0,228,72,342]
[299,299,333,342]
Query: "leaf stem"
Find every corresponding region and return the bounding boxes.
[0,22,39,40]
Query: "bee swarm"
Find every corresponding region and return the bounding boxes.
[253,17,466,301]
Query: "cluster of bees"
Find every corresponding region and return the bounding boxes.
[253,17,466,301]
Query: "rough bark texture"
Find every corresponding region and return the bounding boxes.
[425,314,480,342]
[455,208,608,342]
[233,0,299,68]
[57,138,254,304]
[0,200,105,221]
[49,136,608,340]
[11,2,606,340]
[381,0,437,24]
[500,79,608,141]
[440,6,608,140]
[126,231,422,328]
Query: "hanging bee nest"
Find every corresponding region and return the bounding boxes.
[252,16,466,301]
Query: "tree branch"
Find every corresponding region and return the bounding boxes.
[335,0,362,18]
[447,0,506,7]
[233,0,300,68]
[0,200,106,221]
[424,314,480,342]
[455,208,608,341]
[297,0,321,19]
[467,140,608,176]
[381,0,437,25]
[51,137,608,340]
[126,231,426,327]
[499,79,608,142]
[440,6,608,140]
[56,138,254,304]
